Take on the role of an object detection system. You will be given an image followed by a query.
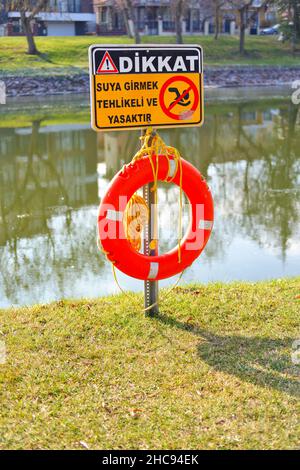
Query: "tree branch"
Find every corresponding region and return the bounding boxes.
[28,0,50,21]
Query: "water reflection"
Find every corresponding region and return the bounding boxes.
[0,94,299,307]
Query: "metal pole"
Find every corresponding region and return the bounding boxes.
[142,130,159,317]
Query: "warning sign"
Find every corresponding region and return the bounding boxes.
[89,45,203,131]
[97,51,119,74]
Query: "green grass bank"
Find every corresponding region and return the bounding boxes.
[0,278,299,449]
[0,35,300,77]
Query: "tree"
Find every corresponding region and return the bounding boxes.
[175,0,184,43]
[229,0,271,54]
[171,0,189,43]
[6,0,53,55]
[198,0,214,35]
[294,0,300,43]
[276,0,300,51]
[212,0,226,39]
[120,4,133,39]
[121,0,140,44]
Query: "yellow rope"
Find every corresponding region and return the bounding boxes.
[98,127,185,312]
[124,194,149,252]
[130,127,183,262]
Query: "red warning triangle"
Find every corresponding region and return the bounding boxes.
[97,51,119,74]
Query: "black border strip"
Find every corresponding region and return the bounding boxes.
[0,450,294,465]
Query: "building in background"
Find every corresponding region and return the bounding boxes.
[5,0,96,36]
[0,0,8,36]
[0,0,277,37]
[93,0,277,37]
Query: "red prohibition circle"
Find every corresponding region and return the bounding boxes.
[159,75,200,121]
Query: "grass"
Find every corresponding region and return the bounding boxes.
[0,278,299,450]
[0,109,89,128]
[0,35,300,77]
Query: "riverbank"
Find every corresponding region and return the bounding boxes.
[1,35,300,97]
[2,65,300,97]
[1,278,299,449]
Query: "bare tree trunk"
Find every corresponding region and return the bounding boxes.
[126,0,140,44]
[295,2,300,36]
[214,3,220,40]
[122,9,133,38]
[240,26,246,54]
[215,3,219,39]
[20,11,38,55]
[175,0,184,44]
[293,1,300,50]
[239,7,246,55]
[291,29,296,54]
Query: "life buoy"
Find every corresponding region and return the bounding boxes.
[98,155,213,281]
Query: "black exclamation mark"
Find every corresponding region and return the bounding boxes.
[106,58,109,70]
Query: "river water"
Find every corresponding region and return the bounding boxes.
[0,88,299,308]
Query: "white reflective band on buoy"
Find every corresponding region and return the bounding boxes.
[199,220,213,230]
[106,209,123,221]
[148,262,159,279]
[168,159,177,178]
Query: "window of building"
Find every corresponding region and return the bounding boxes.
[53,0,81,13]
[101,7,107,23]
[67,1,81,13]
[12,19,22,34]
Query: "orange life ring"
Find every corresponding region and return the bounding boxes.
[98,155,213,281]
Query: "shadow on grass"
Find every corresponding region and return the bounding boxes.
[155,313,299,398]
[37,53,55,64]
